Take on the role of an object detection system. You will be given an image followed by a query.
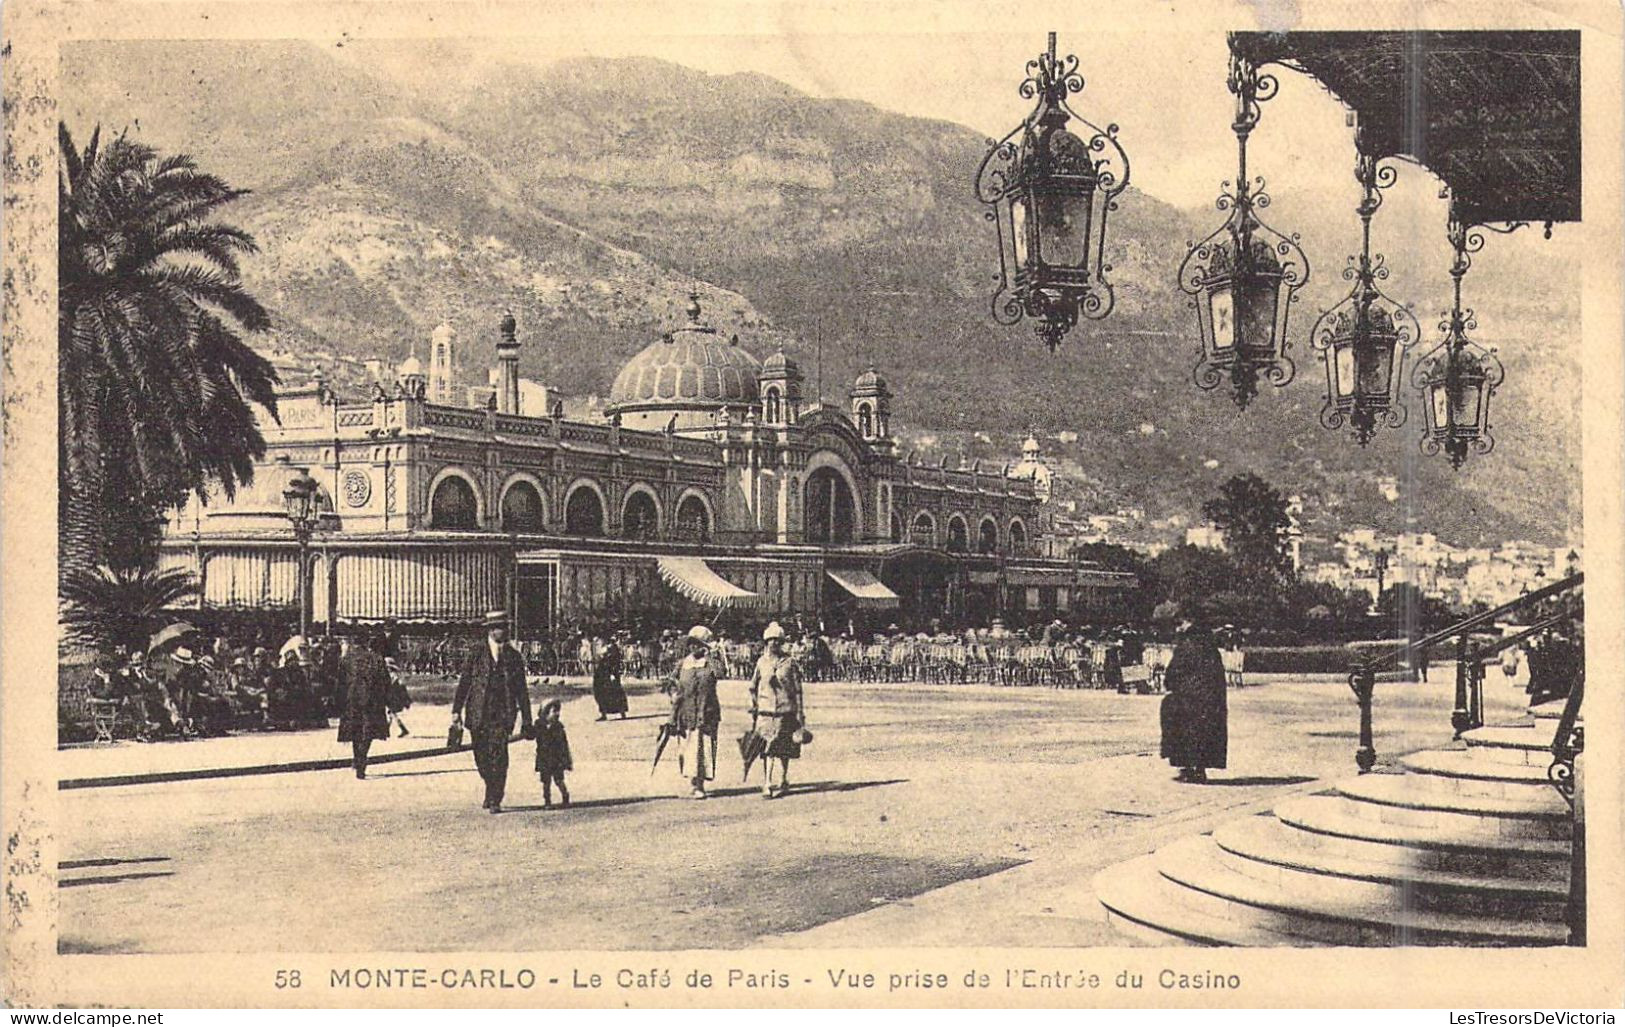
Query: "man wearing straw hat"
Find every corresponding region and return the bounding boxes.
[453,611,534,813]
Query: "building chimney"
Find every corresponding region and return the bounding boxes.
[496,310,520,415]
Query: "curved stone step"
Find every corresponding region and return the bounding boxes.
[1531,701,1578,722]
[1154,836,1566,946]
[1334,775,1570,841]
[1463,726,1562,766]
[1212,815,1566,922]
[1400,750,1562,800]
[1093,853,1319,947]
[1402,749,1554,782]
[1274,795,1570,882]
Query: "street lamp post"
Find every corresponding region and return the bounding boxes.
[283,468,322,639]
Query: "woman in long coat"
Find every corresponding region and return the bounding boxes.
[749,622,805,799]
[591,636,628,720]
[1159,620,1227,782]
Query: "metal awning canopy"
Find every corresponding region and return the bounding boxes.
[655,556,768,609]
[825,568,900,610]
[1230,30,1580,226]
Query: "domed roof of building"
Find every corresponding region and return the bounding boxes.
[853,366,889,394]
[608,296,762,411]
[761,348,800,377]
[398,354,424,378]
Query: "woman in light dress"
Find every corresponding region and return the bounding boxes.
[748,622,806,799]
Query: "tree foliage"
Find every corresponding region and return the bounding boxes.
[58,122,279,582]
[1200,473,1294,584]
[60,564,200,654]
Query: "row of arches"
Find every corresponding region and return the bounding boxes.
[428,471,713,541]
[889,510,1027,555]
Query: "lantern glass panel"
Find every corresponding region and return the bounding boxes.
[1210,287,1235,351]
[1452,383,1481,426]
[1334,342,1356,397]
[1235,273,1279,358]
[1011,199,1030,267]
[1430,384,1450,428]
[1036,191,1090,269]
[1356,339,1393,396]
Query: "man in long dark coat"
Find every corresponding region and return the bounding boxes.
[453,611,534,813]
[1159,619,1228,782]
[336,632,391,779]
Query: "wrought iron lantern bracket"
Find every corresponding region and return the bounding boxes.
[1178,53,1309,408]
[1310,153,1420,443]
[976,32,1130,353]
[1411,212,1508,468]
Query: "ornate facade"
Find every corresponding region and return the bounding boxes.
[160,300,1133,635]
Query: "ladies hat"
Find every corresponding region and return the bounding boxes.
[172,647,197,665]
[687,625,714,644]
[762,622,786,641]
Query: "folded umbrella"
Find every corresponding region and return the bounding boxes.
[737,710,767,781]
[650,722,674,775]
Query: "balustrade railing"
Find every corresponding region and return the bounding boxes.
[1348,571,1582,772]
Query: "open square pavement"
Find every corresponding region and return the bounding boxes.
[56,672,1528,952]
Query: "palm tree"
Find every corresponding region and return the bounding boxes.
[58,123,279,583]
[59,564,200,654]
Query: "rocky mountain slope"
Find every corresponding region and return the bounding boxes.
[59,40,1581,546]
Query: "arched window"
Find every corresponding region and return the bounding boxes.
[946,516,969,554]
[804,467,857,544]
[764,387,781,424]
[1009,519,1027,554]
[978,518,999,554]
[564,485,605,537]
[500,481,545,533]
[623,490,660,540]
[676,495,711,542]
[891,512,904,543]
[911,513,935,548]
[857,403,873,437]
[429,475,478,529]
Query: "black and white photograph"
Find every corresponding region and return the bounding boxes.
[3,0,1622,1011]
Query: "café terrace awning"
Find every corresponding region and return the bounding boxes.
[1229,31,1580,227]
[655,556,769,609]
[825,568,900,610]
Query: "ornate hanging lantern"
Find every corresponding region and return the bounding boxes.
[976,32,1130,353]
[1412,219,1506,469]
[1310,153,1420,444]
[1178,53,1310,408]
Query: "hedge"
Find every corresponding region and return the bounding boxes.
[1244,641,1413,675]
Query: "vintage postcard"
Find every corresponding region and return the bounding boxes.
[3,0,1623,1010]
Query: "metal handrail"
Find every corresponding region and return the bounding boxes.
[1349,571,1583,773]
[1359,572,1582,675]
[1464,610,1576,665]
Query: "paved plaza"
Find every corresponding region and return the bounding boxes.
[57,673,1529,953]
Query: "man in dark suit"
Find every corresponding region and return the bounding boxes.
[337,630,392,779]
[453,611,533,813]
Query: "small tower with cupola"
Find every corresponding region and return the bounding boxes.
[850,366,892,444]
[758,348,804,426]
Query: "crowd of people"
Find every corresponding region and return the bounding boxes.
[86,630,412,743]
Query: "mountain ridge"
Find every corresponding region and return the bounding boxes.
[59,39,1580,548]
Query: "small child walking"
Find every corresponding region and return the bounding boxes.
[534,698,572,808]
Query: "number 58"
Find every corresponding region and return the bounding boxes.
[275,969,302,989]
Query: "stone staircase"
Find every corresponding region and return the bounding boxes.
[1093,702,1577,946]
